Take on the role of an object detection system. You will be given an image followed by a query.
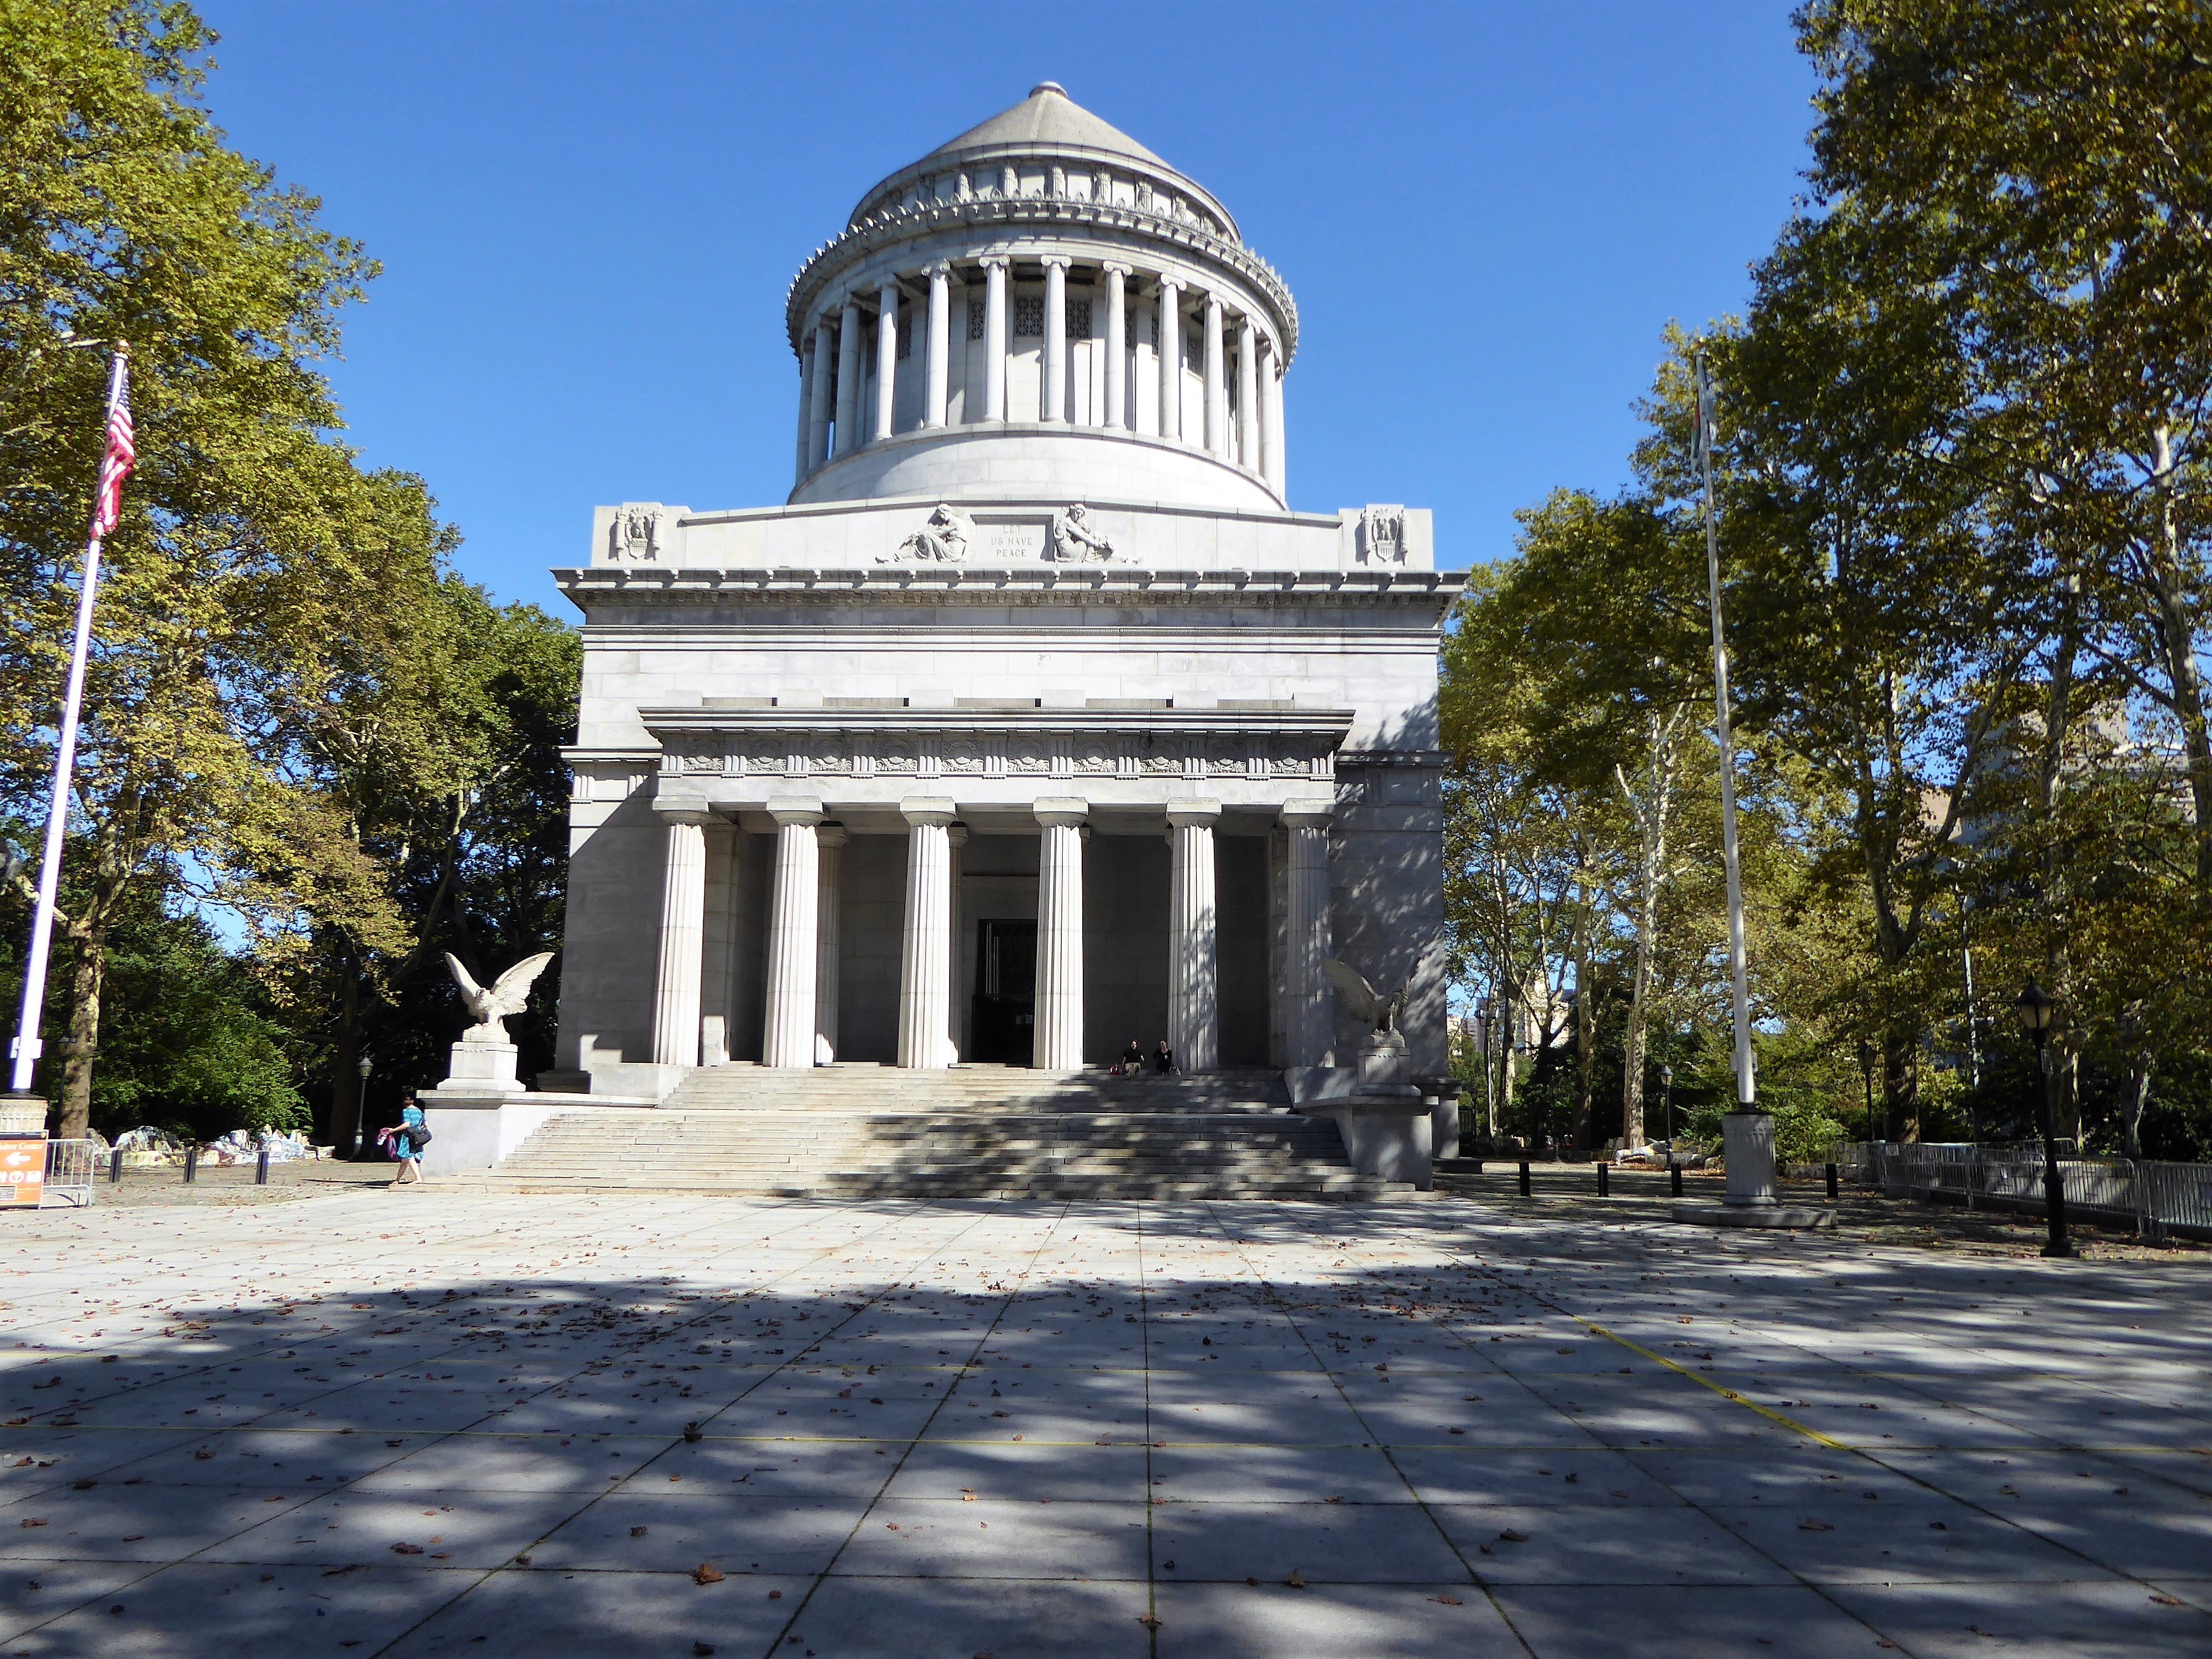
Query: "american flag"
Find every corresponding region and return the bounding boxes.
[91,359,134,538]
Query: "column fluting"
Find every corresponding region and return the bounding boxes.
[982,258,1009,422]
[1033,800,1087,1072]
[1266,354,1287,496]
[808,317,835,471]
[946,823,969,1063]
[898,799,956,1069]
[874,280,900,441]
[792,342,813,487]
[1156,277,1182,442]
[815,824,847,1062]
[1281,801,1334,1067]
[834,298,863,456]
[1103,264,1128,431]
[650,807,709,1069]
[1042,256,1068,422]
[1167,801,1220,1072]
[925,263,951,427]
[1237,317,1259,472]
[1203,293,1227,457]
[761,802,824,1069]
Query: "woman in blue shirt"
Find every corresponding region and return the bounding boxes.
[392,1093,427,1186]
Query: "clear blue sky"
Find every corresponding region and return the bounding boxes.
[192,1,1815,611]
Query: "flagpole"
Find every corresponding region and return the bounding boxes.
[7,342,129,1100]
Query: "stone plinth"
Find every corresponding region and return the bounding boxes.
[1723,1108,1778,1207]
[437,1041,519,1093]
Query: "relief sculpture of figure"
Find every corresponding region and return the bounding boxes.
[610,505,662,562]
[1048,502,1115,562]
[886,502,969,563]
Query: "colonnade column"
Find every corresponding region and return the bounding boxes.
[1237,317,1259,473]
[792,342,813,488]
[946,823,968,1063]
[1156,277,1181,442]
[1203,293,1226,457]
[982,258,1009,421]
[815,824,846,1063]
[807,317,835,472]
[1281,800,1334,1066]
[1033,800,1087,1072]
[873,280,900,442]
[761,800,824,1070]
[1167,801,1220,1072]
[1259,338,1284,497]
[1042,256,1068,422]
[833,298,863,457]
[925,263,951,427]
[1103,264,1128,431]
[650,801,710,1070]
[898,799,956,1070]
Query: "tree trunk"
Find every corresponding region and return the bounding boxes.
[55,922,107,1139]
[2123,1058,2152,1160]
[2039,566,2081,1145]
[329,956,362,1157]
[2147,427,2212,901]
[1571,884,1594,1151]
[1882,1016,1919,1143]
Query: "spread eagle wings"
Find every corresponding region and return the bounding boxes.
[445,951,554,1021]
[1322,957,1383,1025]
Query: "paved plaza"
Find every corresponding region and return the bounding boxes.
[1,1189,2206,1658]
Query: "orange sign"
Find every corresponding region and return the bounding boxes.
[1,1141,45,1208]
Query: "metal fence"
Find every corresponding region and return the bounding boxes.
[1846,1141,2212,1240]
[41,1140,97,1209]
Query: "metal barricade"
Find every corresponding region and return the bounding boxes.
[41,1140,97,1209]
[1856,1141,2212,1240]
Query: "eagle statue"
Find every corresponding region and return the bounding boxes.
[444,952,555,1044]
[1322,958,1407,1037]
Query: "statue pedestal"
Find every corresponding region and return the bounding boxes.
[437,1040,519,1093]
[1353,1032,1418,1097]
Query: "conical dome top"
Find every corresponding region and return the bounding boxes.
[921,82,1168,171]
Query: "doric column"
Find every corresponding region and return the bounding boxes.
[1237,317,1259,472]
[1281,800,1334,1067]
[946,822,969,1062]
[834,297,863,457]
[650,800,711,1069]
[807,317,835,471]
[1266,353,1287,496]
[815,824,847,1062]
[898,799,956,1069]
[1203,293,1227,457]
[1042,256,1068,422]
[699,818,738,1067]
[1033,800,1087,1072]
[1103,264,1128,431]
[1167,801,1220,1072]
[1156,276,1181,442]
[874,280,900,441]
[792,341,813,488]
[982,258,1009,422]
[925,263,951,428]
[761,800,824,1070]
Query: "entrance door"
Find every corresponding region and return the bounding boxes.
[969,918,1037,1065]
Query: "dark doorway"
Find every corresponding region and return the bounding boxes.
[970,918,1037,1065]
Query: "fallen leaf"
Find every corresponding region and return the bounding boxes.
[1499,1530,1528,1543]
[1431,1595,1463,1605]
[1137,1615,1160,1631]
[683,1424,702,1443]
[692,1563,724,1585]
[693,1645,716,1657]
[2151,1595,2184,1606]
[19,1520,46,1529]
[1285,1569,1307,1588]
[391,1544,424,1556]
[768,1589,782,1600]
[1798,1520,1832,1532]
[71,1478,96,1491]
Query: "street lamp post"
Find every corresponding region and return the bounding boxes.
[1660,1062,1674,1156]
[2012,981,2073,1259]
[1858,1037,1876,1145]
[353,1055,373,1161]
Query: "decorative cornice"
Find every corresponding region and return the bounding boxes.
[554,565,1463,616]
[785,194,1298,366]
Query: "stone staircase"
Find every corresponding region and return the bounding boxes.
[482,1063,1404,1200]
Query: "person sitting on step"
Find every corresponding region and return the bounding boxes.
[1154,1040,1176,1074]
[1117,1039,1144,1077]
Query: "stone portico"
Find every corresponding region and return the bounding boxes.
[548,84,1464,1114]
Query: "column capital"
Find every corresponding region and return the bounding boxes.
[1279,799,1334,831]
[977,254,1010,272]
[901,796,957,828]
[1203,290,1224,314]
[1033,797,1089,828]
[817,822,850,849]
[1166,799,1222,829]
[877,276,901,300]
[946,823,971,848]
[922,259,954,280]
[767,796,825,827]
[1100,260,1131,279]
[653,791,712,826]
[1039,252,1071,270]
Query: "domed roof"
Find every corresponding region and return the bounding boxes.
[920,82,1168,171]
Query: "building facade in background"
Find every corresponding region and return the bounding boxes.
[550,84,1463,1098]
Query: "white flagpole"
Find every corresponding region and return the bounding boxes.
[1697,348,1756,1109]
[8,343,129,1099]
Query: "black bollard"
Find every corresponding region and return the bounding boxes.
[1517,1161,1531,1198]
[183,1147,199,1183]
[256,1146,271,1185]
[108,1147,123,1184]
[1825,1162,1839,1201]
[1597,1162,1610,1198]
[1669,1164,1683,1198]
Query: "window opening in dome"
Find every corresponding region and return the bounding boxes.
[967,300,987,342]
[1067,299,1092,337]
[1013,296,1045,338]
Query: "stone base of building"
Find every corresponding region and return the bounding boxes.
[416,1091,658,1179]
[1670,1202,1835,1230]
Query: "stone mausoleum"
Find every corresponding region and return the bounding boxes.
[546,84,1462,1113]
